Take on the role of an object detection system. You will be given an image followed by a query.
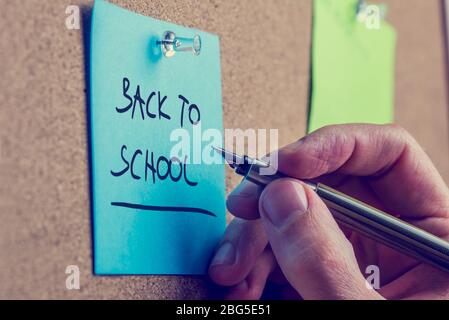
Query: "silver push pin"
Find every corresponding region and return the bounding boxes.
[157,31,201,58]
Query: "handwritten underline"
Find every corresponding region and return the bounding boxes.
[110,202,217,218]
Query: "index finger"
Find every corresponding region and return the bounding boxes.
[227,124,449,222]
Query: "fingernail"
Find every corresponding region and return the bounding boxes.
[261,181,309,227]
[211,242,236,267]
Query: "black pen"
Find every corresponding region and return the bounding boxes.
[213,146,449,273]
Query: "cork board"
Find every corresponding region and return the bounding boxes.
[385,0,449,181]
[0,0,448,299]
[0,0,312,299]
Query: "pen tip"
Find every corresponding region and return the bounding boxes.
[211,145,225,155]
[211,146,239,168]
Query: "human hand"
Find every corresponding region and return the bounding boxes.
[208,124,449,300]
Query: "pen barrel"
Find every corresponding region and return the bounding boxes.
[316,183,449,272]
[241,163,449,272]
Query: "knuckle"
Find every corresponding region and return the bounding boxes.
[379,124,418,158]
[386,124,414,144]
[305,130,351,174]
[287,241,346,278]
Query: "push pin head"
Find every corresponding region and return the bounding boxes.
[158,31,201,58]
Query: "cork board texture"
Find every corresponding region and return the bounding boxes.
[385,0,449,181]
[0,0,448,299]
[0,0,312,299]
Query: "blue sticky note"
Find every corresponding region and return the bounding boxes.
[90,0,225,275]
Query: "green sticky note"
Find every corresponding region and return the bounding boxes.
[309,0,396,132]
[90,0,225,275]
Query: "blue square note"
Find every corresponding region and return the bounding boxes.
[90,0,225,275]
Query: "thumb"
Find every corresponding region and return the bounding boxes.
[259,179,382,300]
